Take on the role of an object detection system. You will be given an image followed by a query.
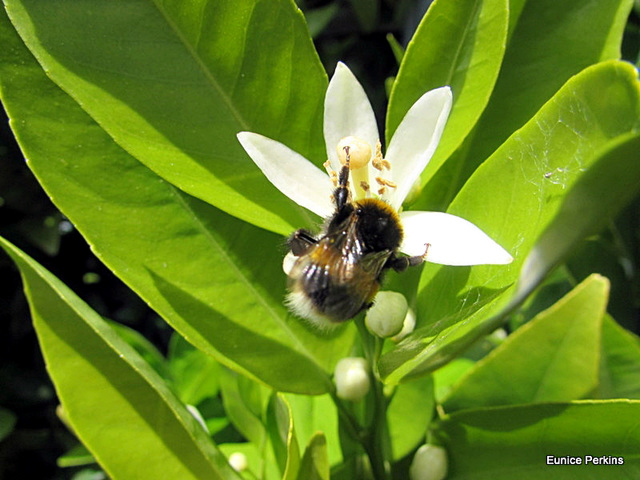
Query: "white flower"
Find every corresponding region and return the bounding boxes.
[237,62,512,267]
[334,357,370,401]
[410,444,448,480]
[365,291,409,338]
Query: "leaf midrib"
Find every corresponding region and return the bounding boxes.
[169,186,328,371]
[151,0,251,132]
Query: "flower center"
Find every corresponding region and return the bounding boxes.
[336,136,371,169]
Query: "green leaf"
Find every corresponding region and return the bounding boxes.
[57,444,95,468]
[267,394,300,480]
[517,132,640,302]
[0,407,17,443]
[598,316,640,399]
[304,3,339,38]
[4,0,327,235]
[69,469,105,480]
[347,0,377,32]
[431,0,635,207]
[0,6,355,395]
[296,433,330,480]
[0,237,239,480]
[219,442,280,480]
[387,376,434,460]
[379,60,640,384]
[285,393,342,466]
[168,333,221,406]
[387,0,508,186]
[433,400,640,479]
[219,368,268,447]
[109,320,170,381]
[386,33,404,65]
[443,275,609,412]
[433,358,475,403]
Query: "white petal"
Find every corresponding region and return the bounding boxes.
[399,211,513,266]
[385,87,452,210]
[324,62,379,172]
[237,132,334,218]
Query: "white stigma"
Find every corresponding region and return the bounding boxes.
[337,136,371,170]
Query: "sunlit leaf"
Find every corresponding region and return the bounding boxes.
[0,237,239,480]
[433,400,640,479]
[296,433,330,480]
[285,393,342,466]
[219,368,268,447]
[387,375,434,460]
[0,7,355,395]
[167,333,222,406]
[56,444,95,468]
[598,316,640,399]
[267,394,300,480]
[379,61,640,384]
[4,0,327,235]
[443,275,608,412]
[424,0,635,209]
[387,0,508,188]
[221,442,282,480]
[517,132,640,302]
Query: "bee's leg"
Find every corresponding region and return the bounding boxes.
[288,229,317,256]
[388,243,430,272]
[334,147,351,211]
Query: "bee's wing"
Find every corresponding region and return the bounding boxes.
[359,250,393,276]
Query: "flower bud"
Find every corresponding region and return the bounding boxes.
[334,357,370,401]
[228,452,248,472]
[392,307,416,342]
[409,444,448,480]
[282,251,297,275]
[337,136,372,169]
[365,291,408,338]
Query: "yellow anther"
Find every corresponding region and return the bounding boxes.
[375,177,397,188]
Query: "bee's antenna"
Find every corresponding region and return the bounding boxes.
[334,146,351,210]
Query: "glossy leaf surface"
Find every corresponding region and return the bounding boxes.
[443,275,608,412]
[4,0,327,235]
[0,7,354,395]
[598,316,640,399]
[421,0,635,210]
[387,0,508,184]
[0,237,239,480]
[387,376,434,460]
[267,394,300,480]
[379,61,640,384]
[296,433,330,480]
[434,400,640,479]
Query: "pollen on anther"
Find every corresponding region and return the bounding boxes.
[376,177,397,189]
[360,181,370,191]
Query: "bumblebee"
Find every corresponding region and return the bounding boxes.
[285,148,427,326]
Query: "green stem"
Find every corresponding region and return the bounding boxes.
[355,318,391,480]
